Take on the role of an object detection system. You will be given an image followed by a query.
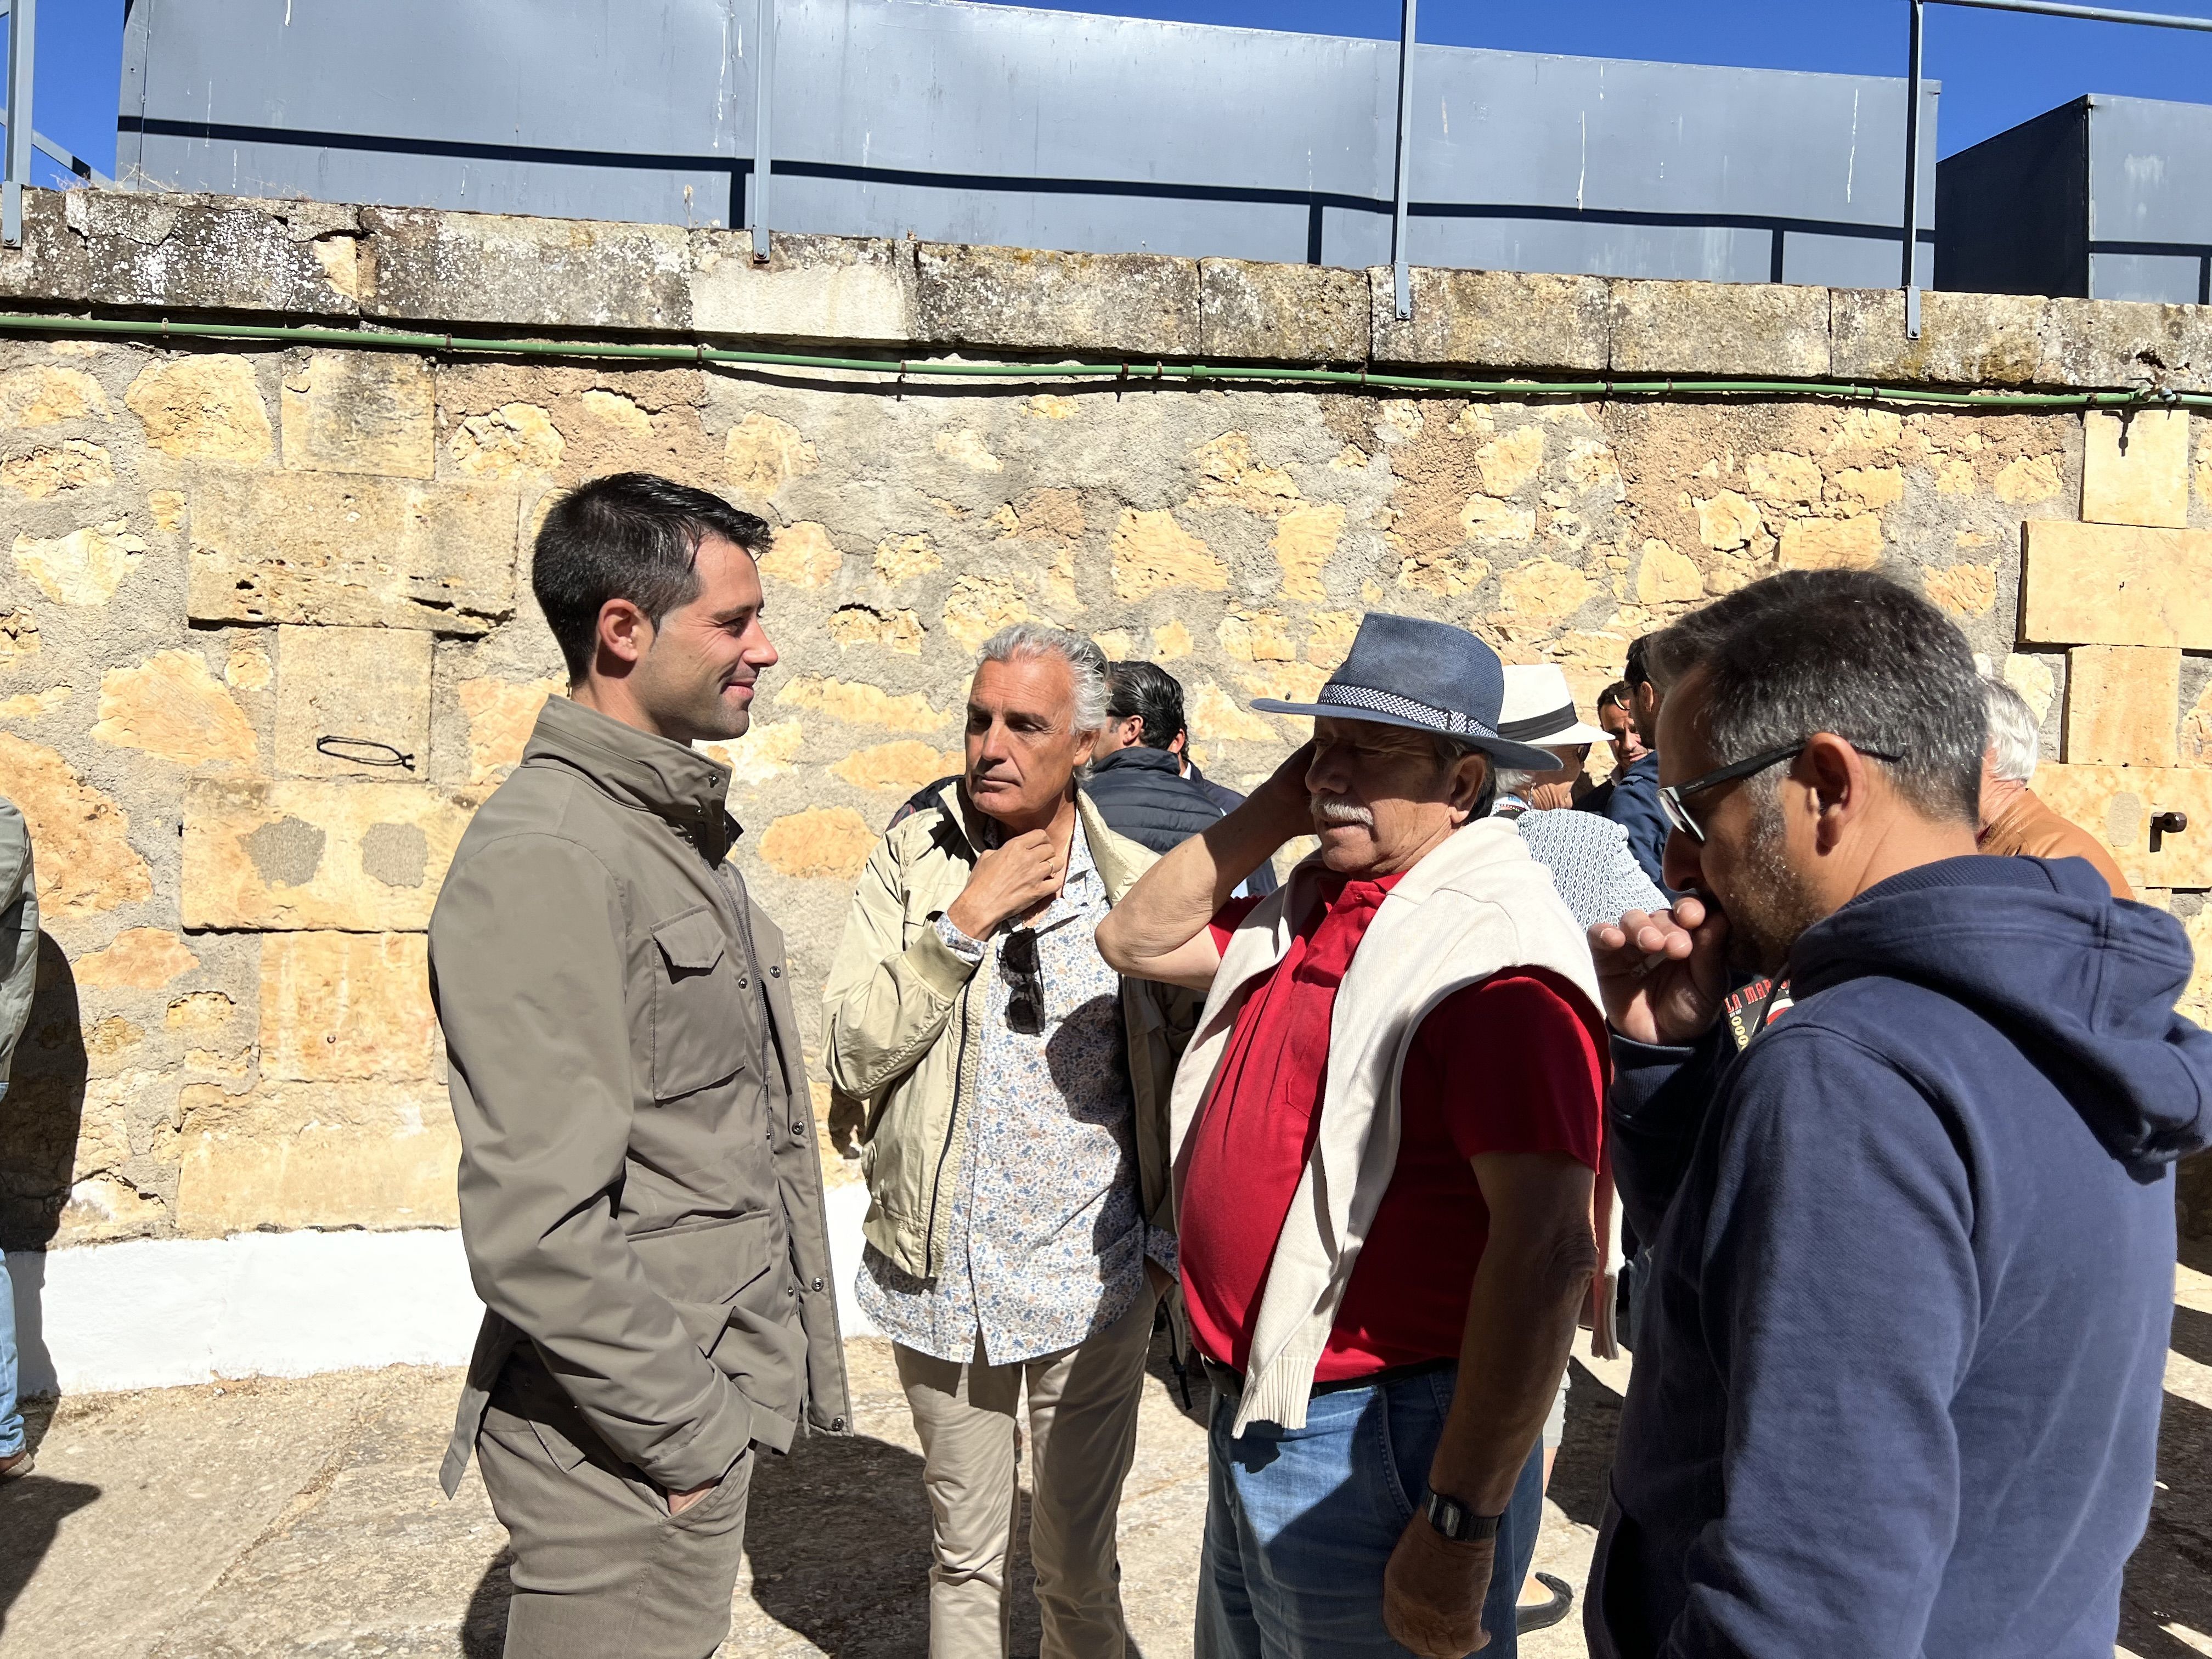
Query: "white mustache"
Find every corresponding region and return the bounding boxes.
[1311,795,1375,829]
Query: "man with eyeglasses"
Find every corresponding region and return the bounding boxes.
[823,622,1193,1659]
[1583,569,2210,1659]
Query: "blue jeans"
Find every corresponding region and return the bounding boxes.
[0,1254,21,1457]
[1196,1365,1545,1659]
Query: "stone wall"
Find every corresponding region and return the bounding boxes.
[2,186,2208,1251]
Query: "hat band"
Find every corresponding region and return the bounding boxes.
[1496,703,1581,742]
[1317,681,1497,740]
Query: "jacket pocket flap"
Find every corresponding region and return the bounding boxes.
[629,1211,774,1310]
[653,907,727,974]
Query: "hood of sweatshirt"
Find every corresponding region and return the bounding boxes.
[1786,853,2212,1167]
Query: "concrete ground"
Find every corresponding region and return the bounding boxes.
[1,1266,2207,1659]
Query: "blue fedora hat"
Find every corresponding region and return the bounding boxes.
[1251,612,1563,771]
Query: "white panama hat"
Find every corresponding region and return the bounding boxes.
[1498,663,1610,749]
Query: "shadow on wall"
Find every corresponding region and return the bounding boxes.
[1,935,87,1255]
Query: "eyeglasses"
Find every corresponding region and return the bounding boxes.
[1658,740,1905,844]
[1000,928,1046,1035]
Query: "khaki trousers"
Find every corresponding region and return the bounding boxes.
[475,1357,753,1659]
[894,1287,1158,1659]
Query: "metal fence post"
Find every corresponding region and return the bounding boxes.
[1391,0,1418,321]
[3,0,34,248]
[750,0,775,263]
[1901,0,1925,338]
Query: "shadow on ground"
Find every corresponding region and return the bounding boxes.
[0,1469,101,1635]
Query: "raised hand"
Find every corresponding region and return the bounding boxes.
[945,829,1064,939]
[1587,893,1731,1047]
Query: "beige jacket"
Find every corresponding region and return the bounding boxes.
[430,696,849,1498]
[1170,818,1605,1433]
[1979,787,2134,901]
[821,783,1197,1279]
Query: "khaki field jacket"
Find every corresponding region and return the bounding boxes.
[431,696,849,1499]
[821,783,1197,1280]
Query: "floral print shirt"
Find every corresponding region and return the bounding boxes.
[856,819,1169,1365]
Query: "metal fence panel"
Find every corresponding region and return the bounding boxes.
[121,0,1937,285]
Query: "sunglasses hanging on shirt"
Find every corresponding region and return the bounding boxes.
[999,927,1046,1035]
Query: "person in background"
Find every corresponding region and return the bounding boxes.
[1977,676,2133,899]
[1098,612,1609,1659]
[1486,664,1661,1635]
[1587,569,2208,1659]
[1599,639,1671,893]
[429,473,849,1657]
[1089,662,1278,899]
[823,624,1192,1659]
[0,796,38,1482]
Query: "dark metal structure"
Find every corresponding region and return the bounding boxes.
[119,0,1937,290]
[1940,93,2212,303]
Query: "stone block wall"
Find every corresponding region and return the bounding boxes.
[1,187,2207,1250]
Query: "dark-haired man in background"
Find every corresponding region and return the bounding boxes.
[1585,569,2210,1659]
[1598,637,1671,893]
[430,472,848,1657]
[1089,661,1278,899]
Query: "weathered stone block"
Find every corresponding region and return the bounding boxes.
[280,351,436,479]
[2036,297,2212,393]
[126,356,274,465]
[2030,763,2212,889]
[2080,408,2188,528]
[1609,279,1831,378]
[185,470,521,635]
[0,189,94,301]
[75,191,363,315]
[914,243,1200,357]
[175,1079,459,1235]
[180,777,482,930]
[2021,520,2212,648]
[2062,646,2180,768]
[13,520,146,606]
[274,625,434,778]
[259,932,440,1083]
[71,929,200,991]
[92,649,259,768]
[456,675,564,785]
[1369,267,1610,373]
[1829,288,2048,387]
[1779,515,1884,571]
[0,735,152,921]
[1200,260,1368,363]
[362,206,691,330]
[757,806,877,881]
[691,230,913,343]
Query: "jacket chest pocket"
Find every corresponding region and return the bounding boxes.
[650,905,751,1102]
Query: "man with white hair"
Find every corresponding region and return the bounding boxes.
[824,623,1192,1659]
[1977,676,2132,899]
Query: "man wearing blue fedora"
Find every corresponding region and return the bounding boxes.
[1097,614,1612,1659]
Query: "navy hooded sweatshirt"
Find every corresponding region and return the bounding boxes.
[1590,854,2212,1659]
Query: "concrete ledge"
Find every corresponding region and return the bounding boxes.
[692,229,914,345]
[7,187,2212,389]
[1611,279,1832,379]
[1200,258,1367,363]
[4,1183,877,1393]
[914,242,1201,357]
[360,205,692,331]
[1369,266,1610,373]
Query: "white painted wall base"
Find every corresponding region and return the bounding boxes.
[6,1181,881,1396]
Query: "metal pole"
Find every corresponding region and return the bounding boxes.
[749,0,774,263]
[1932,0,2212,30]
[1901,0,1925,338]
[3,0,33,248]
[1391,0,1418,321]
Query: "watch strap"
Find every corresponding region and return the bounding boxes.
[1422,1488,1503,1543]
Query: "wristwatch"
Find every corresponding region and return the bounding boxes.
[1423,1488,1503,1543]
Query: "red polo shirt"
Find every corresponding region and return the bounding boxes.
[1179,873,1606,1381]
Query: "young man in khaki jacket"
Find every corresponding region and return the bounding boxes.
[430,473,848,1658]
[823,624,1193,1659]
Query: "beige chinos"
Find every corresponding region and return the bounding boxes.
[895,1286,1158,1659]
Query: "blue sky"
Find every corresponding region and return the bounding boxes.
[10,0,2212,189]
